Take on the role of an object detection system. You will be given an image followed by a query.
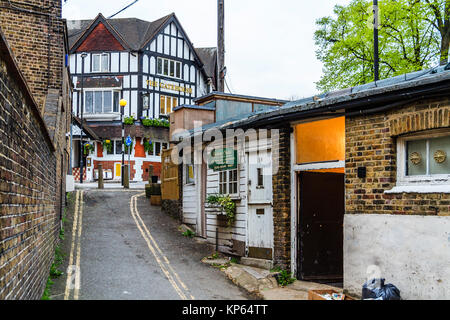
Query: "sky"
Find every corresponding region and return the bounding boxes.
[62,0,350,101]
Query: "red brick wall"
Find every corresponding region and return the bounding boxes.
[346,99,450,216]
[142,162,162,182]
[94,160,137,180]
[76,22,125,52]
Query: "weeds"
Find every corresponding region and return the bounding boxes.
[41,245,65,300]
[271,266,296,287]
[182,229,195,238]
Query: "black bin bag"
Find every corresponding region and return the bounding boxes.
[362,278,401,300]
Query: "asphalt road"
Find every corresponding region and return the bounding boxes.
[51,190,251,300]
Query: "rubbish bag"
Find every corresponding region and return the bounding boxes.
[362,278,401,300]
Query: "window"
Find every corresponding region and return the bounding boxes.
[147,141,169,157]
[219,169,238,195]
[84,90,120,114]
[257,168,264,188]
[142,93,150,110]
[157,57,182,79]
[115,140,122,155]
[160,95,178,115]
[186,165,195,184]
[104,140,123,156]
[92,53,110,72]
[397,131,450,185]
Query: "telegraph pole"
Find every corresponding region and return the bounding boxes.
[373,0,379,81]
[217,0,225,92]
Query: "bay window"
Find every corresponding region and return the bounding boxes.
[85,90,120,114]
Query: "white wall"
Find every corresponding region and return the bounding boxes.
[205,149,247,252]
[344,214,450,300]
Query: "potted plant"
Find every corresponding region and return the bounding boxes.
[206,194,236,227]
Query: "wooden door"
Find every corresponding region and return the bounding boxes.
[247,150,273,260]
[298,172,344,280]
[115,162,121,178]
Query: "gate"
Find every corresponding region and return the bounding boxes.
[161,148,179,200]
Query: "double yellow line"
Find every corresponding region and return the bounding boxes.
[130,193,194,300]
[64,190,84,300]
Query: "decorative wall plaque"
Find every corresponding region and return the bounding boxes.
[434,150,447,164]
[410,152,422,165]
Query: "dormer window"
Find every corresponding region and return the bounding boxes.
[92,53,110,72]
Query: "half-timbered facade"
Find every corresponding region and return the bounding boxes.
[67,13,217,182]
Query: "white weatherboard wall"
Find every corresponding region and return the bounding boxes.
[344,214,450,300]
[205,150,247,253]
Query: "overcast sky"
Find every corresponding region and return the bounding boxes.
[62,0,349,100]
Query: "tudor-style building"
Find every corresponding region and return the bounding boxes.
[67,13,217,182]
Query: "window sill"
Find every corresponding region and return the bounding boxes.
[385,185,450,194]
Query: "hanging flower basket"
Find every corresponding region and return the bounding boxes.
[83,143,94,155]
[102,139,113,153]
[143,138,154,154]
[206,194,236,227]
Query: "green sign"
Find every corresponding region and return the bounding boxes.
[208,148,237,171]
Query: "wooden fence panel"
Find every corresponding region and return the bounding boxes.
[161,148,179,200]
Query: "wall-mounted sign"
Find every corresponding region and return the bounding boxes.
[208,148,237,172]
[146,80,193,94]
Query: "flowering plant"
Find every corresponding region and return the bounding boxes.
[140,116,170,128]
[102,139,113,153]
[83,143,94,155]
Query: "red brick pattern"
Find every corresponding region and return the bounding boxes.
[76,22,125,52]
[142,162,162,182]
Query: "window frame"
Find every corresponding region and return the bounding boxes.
[397,129,450,186]
[92,53,110,73]
[156,57,182,79]
[159,95,178,116]
[185,164,195,185]
[84,89,121,114]
[218,168,239,196]
[147,141,169,157]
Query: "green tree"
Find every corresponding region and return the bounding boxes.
[315,0,449,92]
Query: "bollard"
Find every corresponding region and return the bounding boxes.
[98,164,104,189]
[123,165,130,189]
[148,165,154,183]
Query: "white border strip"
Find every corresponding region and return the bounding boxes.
[293,160,345,172]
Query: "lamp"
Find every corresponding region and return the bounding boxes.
[120,99,127,185]
[79,52,88,184]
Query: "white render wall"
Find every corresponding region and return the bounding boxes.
[344,214,450,300]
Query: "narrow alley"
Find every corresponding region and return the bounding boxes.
[51,190,251,300]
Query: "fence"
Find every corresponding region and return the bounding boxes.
[161,148,179,200]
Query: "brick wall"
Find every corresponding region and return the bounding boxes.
[0,0,64,112]
[272,127,291,270]
[0,33,58,300]
[346,99,450,216]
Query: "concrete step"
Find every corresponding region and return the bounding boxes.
[239,257,273,270]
